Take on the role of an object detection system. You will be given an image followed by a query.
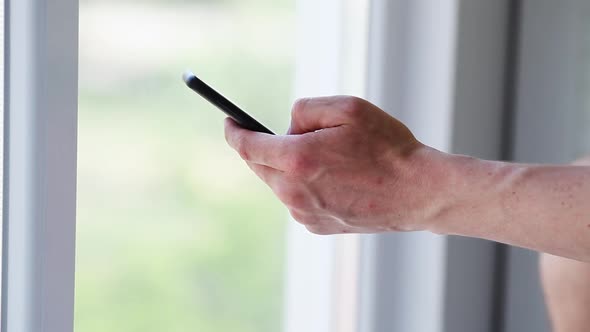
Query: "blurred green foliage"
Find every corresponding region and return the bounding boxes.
[75,1,294,331]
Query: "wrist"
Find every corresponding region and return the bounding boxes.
[400,145,465,232]
[417,150,519,238]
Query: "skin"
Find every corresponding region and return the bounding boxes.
[541,254,590,332]
[225,95,590,329]
[224,96,590,261]
[540,156,590,332]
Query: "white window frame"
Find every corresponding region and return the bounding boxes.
[2,0,79,331]
[284,1,368,332]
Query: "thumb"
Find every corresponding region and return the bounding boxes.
[287,96,359,135]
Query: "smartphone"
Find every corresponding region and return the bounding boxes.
[183,71,275,135]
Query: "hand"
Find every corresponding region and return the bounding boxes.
[224,96,446,235]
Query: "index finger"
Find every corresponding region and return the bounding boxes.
[224,118,293,170]
[288,96,368,134]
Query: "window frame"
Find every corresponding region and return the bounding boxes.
[2,0,79,331]
[284,1,368,331]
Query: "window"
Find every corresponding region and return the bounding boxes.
[76,0,294,331]
[7,1,584,331]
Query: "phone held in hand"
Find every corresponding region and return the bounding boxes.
[183,71,275,135]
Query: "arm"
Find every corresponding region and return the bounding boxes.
[224,96,590,261]
[429,153,590,261]
[540,156,590,332]
[541,254,590,332]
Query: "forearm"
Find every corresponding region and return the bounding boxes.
[425,149,590,261]
[539,156,590,332]
[540,254,590,332]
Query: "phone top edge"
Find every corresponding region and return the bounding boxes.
[182,71,196,85]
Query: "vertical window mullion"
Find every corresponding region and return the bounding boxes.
[284,1,368,331]
[3,0,78,331]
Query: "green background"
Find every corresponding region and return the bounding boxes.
[75,0,294,331]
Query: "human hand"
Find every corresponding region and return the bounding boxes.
[224,96,447,235]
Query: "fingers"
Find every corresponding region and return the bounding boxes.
[288,208,372,235]
[225,118,321,178]
[288,96,369,135]
[289,209,339,235]
[246,162,281,185]
[224,118,292,169]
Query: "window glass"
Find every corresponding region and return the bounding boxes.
[76,0,294,331]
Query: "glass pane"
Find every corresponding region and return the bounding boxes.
[76,0,294,331]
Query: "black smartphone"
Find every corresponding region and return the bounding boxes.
[183,71,275,135]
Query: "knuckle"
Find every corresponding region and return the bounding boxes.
[286,149,314,176]
[277,186,308,210]
[235,135,250,160]
[288,209,304,222]
[306,225,332,236]
[289,209,320,226]
[340,96,366,119]
[291,98,309,119]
